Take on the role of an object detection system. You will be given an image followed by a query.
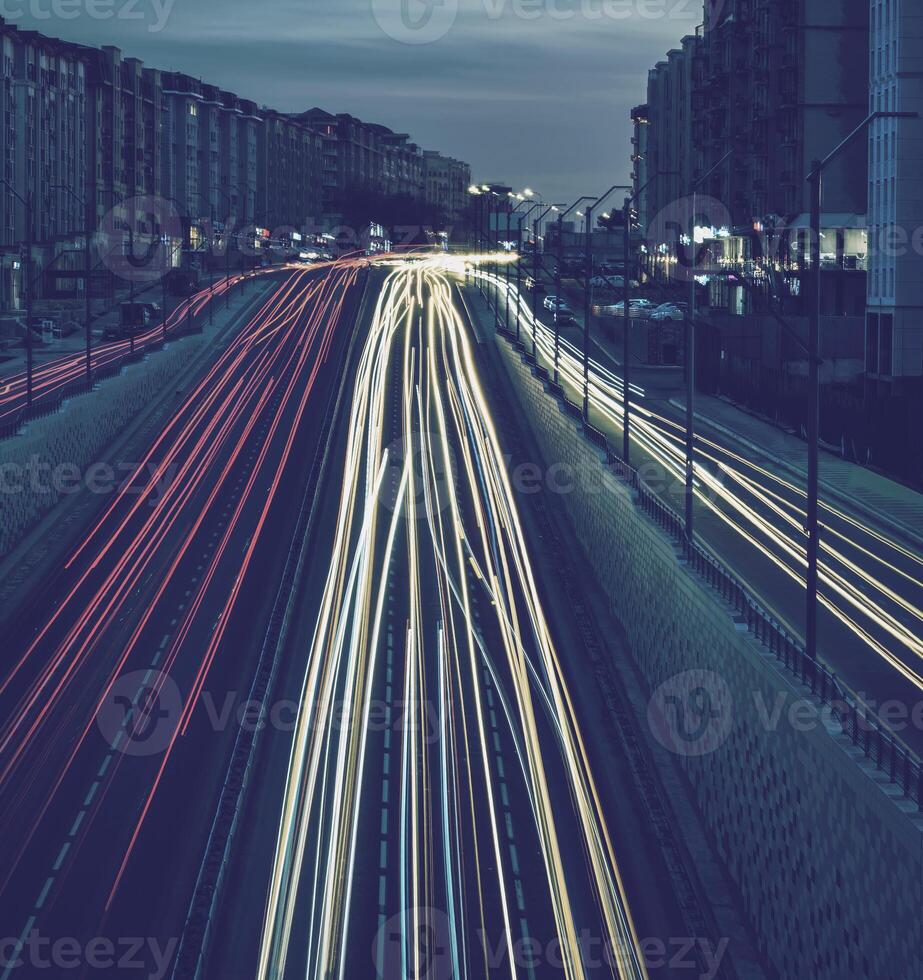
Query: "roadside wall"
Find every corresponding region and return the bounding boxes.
[491,329,923,980]
[0,331,207,555]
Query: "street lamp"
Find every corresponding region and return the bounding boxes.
[505,195,535,338]
[582,184,630,421]
[684,150,733,544]
[213,186,235,315]
[1,179,34,406]
[51,182,93,387]
[531,204,560,360]
[619,169,678,465]
[555,196,595,385]
[514,202,541,343]
[802,109,917,667]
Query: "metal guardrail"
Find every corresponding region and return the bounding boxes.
[502,330,923,811]
[0,287,225,441]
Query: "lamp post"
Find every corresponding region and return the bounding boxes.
[532,204,560,360]
[555,196,595,385]
[582,185,630,421]
[619,170,678,464]
[516,202,541,343]
[505,195,531,338]
[2,180,34,406]
[212,187,236,319]
[52,182,93,386]
[802,109,916,665]
[683,150,733,544]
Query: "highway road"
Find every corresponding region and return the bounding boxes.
[481,268,923,756]
[221,259,716,980]
[0,262,365,979]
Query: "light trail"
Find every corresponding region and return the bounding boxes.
[0,261,365,920]
[474,268,923,692]
[258,259,650,980]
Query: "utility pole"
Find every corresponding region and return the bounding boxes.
[801,109,916,664]
[556,196,595,386]
[582,184,630,421]
[532,204,559,360]
[2,179,36,407]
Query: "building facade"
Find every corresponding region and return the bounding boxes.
[639,1,870,318]
[1,19,88,307]
[866,0,923,385]
[0,16,469,308]
[423,151,471,222]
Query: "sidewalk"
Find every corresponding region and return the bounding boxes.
[671,392,923,552]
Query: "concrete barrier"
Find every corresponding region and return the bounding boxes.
[489,327,923,980]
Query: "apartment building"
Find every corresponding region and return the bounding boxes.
[295,108,431,213]
[0,16,468,307]
[0,19,87,307]
[866,0,923,386]
[422,150,471,222]
[640,0,870,316]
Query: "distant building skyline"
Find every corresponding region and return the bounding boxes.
[0,0,695,202]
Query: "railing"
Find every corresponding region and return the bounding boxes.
[0,281,238,441]
[502,330,923,810]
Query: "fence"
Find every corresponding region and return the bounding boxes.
[496,323,923,810]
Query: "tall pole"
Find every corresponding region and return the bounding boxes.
[556,196,595,386]
[25,191,34,407]
[532,214,541,359]
[162,260,169,344]
[84,189,92,386]
[623,197,632,463]
[532,205,556,361]
[798,112,917,660]
[505,206,512,335]
[685,194,696,544]
[806,160,822,665]
[515,216,523,342]
[554,213,563,384]
[582,202,593,421]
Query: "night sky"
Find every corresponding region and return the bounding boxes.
[6,0,699,202]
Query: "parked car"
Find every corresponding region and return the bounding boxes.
[603,298,655,317]
[650,303,685,321]
[544,295,575,322]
